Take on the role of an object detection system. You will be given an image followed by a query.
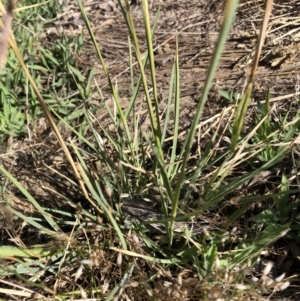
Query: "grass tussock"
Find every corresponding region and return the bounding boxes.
[0,0,300,300]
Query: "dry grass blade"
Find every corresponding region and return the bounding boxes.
[249,0,274,81]
[231,0,274,151]
[1,0,93,212]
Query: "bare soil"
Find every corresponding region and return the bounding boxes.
[47,0,300,132]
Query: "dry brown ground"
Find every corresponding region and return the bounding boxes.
[1,0,300,300]
[46,0,300,131]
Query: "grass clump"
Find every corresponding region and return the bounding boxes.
[0,0,300,300]
[0,0,85,140]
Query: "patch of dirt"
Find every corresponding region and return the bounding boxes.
[44,0,300,134]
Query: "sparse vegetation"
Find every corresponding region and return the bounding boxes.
[0,0,300,300]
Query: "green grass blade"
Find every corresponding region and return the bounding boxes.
[141,0,160,120]
[0,165,60,233]
[229,223,290,268]
[76,0,134,155]
[172,0,240,241]
[71,144,127,251]
[231,84,253,151]
[161,63,175,145]
[168,35,180,179]
[0,246,53,259]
